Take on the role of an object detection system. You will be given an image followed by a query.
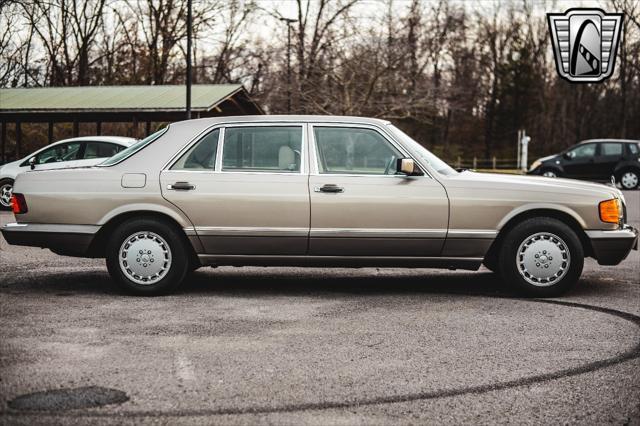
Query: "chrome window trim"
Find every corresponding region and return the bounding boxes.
[164,125,223,172]
[307,122,433,179]
[218,123,307,175]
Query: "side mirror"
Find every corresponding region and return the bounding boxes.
[28,157,36,170]
[563,152,572,160]
[396,158,423,176]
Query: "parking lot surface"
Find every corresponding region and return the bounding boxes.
[1,191,639,425]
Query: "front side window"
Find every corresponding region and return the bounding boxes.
[83,142,122,159]
[222,126,302,172]
[629,143,639,155]
[567,144,596,159]
[35,142,81,164]
[171,129,220,170]
[600,143,623,156]
[314,127,403,175]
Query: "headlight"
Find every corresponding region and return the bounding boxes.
[529,160,542,171]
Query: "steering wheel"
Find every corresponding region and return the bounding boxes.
[384,155,397,175]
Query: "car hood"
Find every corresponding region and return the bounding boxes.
[451,171,622,200]
[0,159,22,179]
[537,154,558,163]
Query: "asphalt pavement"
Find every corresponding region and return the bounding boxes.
[0,191,639,425]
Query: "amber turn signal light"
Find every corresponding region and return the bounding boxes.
[599,199,620,224]
[10,193,28,214]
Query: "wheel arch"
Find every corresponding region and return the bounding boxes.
[88,209,201,266]
[484,206,592,266]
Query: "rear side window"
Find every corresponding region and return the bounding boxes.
[171,129,220,170]
[99,127,167,166]
[222,126,302,172]
[600,143,623,156]
[83,142,122,159]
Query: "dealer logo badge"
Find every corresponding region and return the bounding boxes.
[547,8,623,83]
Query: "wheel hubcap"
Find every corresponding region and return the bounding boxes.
[0,183,12,207]
[118,231,172,285]
[542,171,557,178]
[621,172,638,189]
[517,232,570,287]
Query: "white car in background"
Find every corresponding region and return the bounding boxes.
[0,136,136,209]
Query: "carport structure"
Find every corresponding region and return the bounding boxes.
[0,84,264,162]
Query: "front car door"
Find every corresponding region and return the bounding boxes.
[160,123,310,256]
[30,141,83,170]
[307,123,449,256]
[562,143,598,179]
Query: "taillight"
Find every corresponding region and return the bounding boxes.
[10,193,28,214]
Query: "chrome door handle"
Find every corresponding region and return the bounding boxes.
[315,184,344,193]
[167,182,195,191]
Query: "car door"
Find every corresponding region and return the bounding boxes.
[307,124,449,256]
[593,142,623,180]
[562,143,598,179]
[160,124,310,255]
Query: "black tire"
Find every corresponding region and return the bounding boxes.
[106,218,190,296]
[539,168,560,178]
[498,217,584,297]
[616,168,640,190]
[0,179,14,210]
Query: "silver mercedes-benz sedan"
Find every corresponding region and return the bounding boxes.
[1,116,637,296]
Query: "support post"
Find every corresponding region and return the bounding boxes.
[145,121,151,137]
[73,120,79,137]
[96,122,102,136]
[186,0,192,119]
[48,121,54,145]
[492,156,496,170]
[16,121,22,159]
[132,116,138,138]
[473,156,477,169]
[1,121,5,163]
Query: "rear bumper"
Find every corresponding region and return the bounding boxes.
[1,222,99,256]
[586,226,638,265]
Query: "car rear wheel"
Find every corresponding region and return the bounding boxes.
[106,218,190,295]
[618,169,639,190]
[498,217,584,297]
[0,179,14,210]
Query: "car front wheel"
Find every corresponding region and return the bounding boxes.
[498,217,584,297]
[106,218,190,295]
[540,168,559,178]
[0,179,14,210]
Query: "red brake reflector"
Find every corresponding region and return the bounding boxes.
[10,193,28,214]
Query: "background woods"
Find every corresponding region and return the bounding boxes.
[1,0,639,163]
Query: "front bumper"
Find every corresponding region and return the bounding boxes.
[586,225,638,265]
[1,222,99,256]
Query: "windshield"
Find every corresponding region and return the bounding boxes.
[387,125,457,176]
[99,127,168,166]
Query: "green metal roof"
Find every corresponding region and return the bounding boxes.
[0,84,252,112]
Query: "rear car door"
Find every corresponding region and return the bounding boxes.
[594,142,623,180]
[307,123,449,256]
[562,143,598,179]
[160,123,310,255]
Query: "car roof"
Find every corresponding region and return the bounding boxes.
[169,114,391,129]
[578,138,640,144]
[51,136,137,146]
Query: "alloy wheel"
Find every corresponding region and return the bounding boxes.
[516,232,571,287]
[0,183,12,208]
[118,231,172,285]
[620,171,638,190]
